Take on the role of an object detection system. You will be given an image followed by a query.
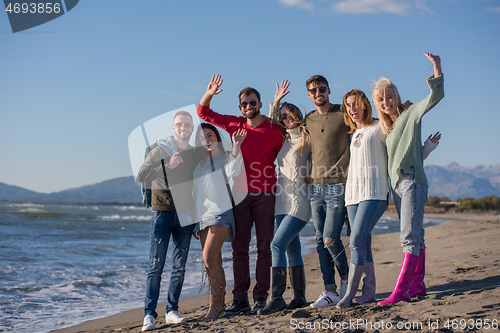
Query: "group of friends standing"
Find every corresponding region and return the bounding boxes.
[137,52,444,331]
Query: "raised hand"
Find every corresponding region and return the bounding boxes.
[423,131,441,159]
[423,52,440,65]
[201,74,223,106]
[273,79,291,104]
[428,131,441,145]
[207,74,223,96]
[232,128,247,157]
[424,52,442,77]
[232,128,247,146]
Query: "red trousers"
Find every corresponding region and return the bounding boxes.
[231,191,275,300]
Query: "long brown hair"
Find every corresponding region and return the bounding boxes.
[342,89,375,134]
[195,123,225,158]
[278,102,310,155]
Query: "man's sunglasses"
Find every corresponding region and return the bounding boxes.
[308,87,328,94]
[174,122,192,129]
[240,100,258,108]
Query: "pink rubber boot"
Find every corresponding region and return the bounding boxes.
[409,249,426,297]
[378,253,418,305]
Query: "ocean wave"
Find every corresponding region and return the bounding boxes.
[114,205,149,211]
[98,215,150,221]
[66,245,127,256]
[71,279,115,289]
[96,270,119,278]
[54,204,101,210]
[0,285,43,293]
[7,203,45,208]
[19,208,54,214]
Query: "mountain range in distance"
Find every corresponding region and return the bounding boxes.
[424,162,500,200]
[0,177,141,204]
[1,162,499,204]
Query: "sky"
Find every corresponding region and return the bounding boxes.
[1,0,500,193]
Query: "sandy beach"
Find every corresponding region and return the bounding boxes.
[53,213,500,333]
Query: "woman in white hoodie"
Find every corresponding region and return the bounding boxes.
[193,123,247,320]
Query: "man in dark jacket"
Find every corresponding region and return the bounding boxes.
[137,111,199,331]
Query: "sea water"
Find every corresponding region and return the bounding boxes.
[0,202,445,333]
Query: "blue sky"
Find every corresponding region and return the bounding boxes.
[1,0,499,193]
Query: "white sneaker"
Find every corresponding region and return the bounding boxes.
[165,310,187,324]
[339,279,348,299]
[142,314,155,331]
[310,291,341,308]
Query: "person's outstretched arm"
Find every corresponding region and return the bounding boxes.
[225,128,248,178]
[410,52,445,120]
[423,131,441,160]
[197,74,232,130]
[200,74,223,106]
[269,79,290,121]
[424,52,442,77]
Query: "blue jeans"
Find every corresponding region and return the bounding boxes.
[144,210,195,318]
[271,214,308,267]
[310,183,349,291]
[346,199,388,266]
[393,168,428,256]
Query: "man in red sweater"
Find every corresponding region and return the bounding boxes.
[197,74,283,314]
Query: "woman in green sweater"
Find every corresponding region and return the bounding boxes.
[372,52,444,305]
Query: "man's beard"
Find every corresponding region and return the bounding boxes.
[175,131,191,142]
[314,100,327,107]
[244,109,260,119]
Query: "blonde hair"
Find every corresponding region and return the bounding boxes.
[371,77,402,135]
[342,89,375,134]
[278,102,310,155]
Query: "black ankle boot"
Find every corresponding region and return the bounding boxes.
[287,266,307,309]
[225,299,251,315]
[257,267,287,315]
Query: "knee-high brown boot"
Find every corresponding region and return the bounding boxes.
[201,265,226,320]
